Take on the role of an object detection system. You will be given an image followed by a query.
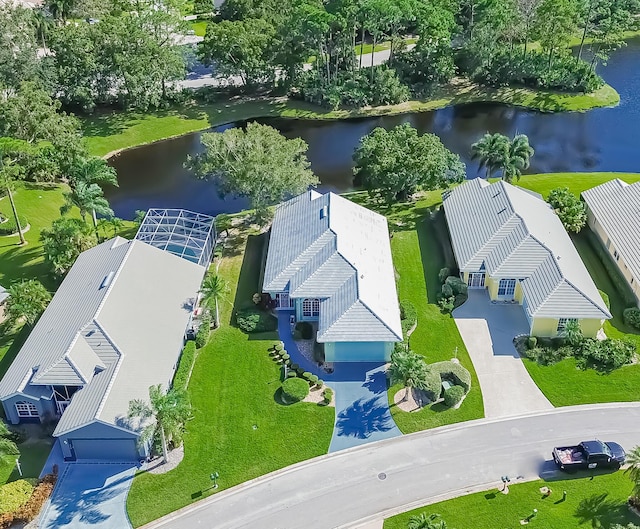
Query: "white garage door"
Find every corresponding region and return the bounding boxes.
[70,439,140,461]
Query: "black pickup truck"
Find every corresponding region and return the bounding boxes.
[553,440,626,471]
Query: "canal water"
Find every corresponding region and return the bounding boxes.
[106,39,640,219]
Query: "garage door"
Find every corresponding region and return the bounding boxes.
[330,342,389,362]
[70,439,140,461]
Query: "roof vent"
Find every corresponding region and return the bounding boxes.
[100,271,115,289]
[557,255,561,260]
[320,205,328,219]
[497,207,507,214]
[492,192,501,198]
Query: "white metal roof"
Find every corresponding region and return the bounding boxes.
[263,191,402,343]
[0,236,206,437]
[582,179,640,283]
[443,179,610,320]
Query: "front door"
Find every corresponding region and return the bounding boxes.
[468,273,486,288]
[497,279,517,300]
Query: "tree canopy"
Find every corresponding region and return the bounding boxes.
[40,217,98,278]
[187,122,319,222]
[547,187,587,233]
[3,280,51,328]
[353,123,465,204]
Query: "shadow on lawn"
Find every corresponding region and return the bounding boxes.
[574,492,632,528]
[231,232,268,326]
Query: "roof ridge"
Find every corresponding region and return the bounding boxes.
[358,299,403,340]
[560,277,611,317]
[291,252,354,297]
[317,298,360,338]
[93,240,134,322]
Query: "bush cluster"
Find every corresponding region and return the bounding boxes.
[443,385,465,407]
[0,480,34,514]
[323,387,333,405]
[294,66,409,110]
[173,341,196,391]
[236,308,278,333]
[281,377,309,403]
[295,321,313,340]
[0,474,56,529]
[195,313,211,348]
[399,300,417,339]
[0,215,28,236]
[421,367,445,402]
[394,43,456,96]
[623,307,640,330]
[431,361,472,393]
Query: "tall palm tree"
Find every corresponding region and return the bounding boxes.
[502,134,534,183]
[61,181,114,231]
[388,349,432,402]
[68,156,119,189]
[470,133,509,179]
[199,273,228,328]
[408,512,447,529]
[33,8,54,52]
[128,385,191,463]
[625,445,640,500]
[0,142,26,245]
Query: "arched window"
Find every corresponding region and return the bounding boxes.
[15,401,39,418]
[302,298,320,317]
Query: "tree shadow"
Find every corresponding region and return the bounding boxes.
[335,396,395,439]
[574,493,631,528]
[362,369,387,394]
[231,232,268,326]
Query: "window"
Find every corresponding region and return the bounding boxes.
[302,298,320,317]
[557,318,577,332]
[15,402,38,418]
[613,250,620,261]
[274,293,294,308]
[497,279,516,297]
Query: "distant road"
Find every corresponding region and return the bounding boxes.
[142,403,640,529]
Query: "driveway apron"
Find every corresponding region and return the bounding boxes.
[277,311,402,452]
[453,290,553,418]
[39,462,137,529]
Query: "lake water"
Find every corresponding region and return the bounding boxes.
[106,39,640,219]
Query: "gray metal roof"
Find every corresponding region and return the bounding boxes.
[0,236,205,436]
[443,179,610,320]
[263,191,402,343]
[582,179,640,283]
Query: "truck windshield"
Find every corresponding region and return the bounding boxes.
[598,441,612,457]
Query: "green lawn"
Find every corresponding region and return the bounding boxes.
[83,80,619,158]
[126,229,334,527]
[384,471,637,529]
[0,439,53,485]
[190,20,207,36]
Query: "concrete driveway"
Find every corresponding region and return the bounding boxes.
[39,463,137,529]
[453,290,552,418]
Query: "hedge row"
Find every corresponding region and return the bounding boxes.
[431,361,472,392]
[399,300,417,339]
[0,474,56,529]
[173,341,196,391]
[195,313,211,348]
[0,215,28,236]
[585,230,637,307]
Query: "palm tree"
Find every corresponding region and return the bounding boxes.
[199,273,228,328]
[68,156,118,189]
[408,512,447,529]
[33,8,54,52]
[128,385,192,464]
[61,181,114,232]
[625,445,640,501]
[561,319,583,346]
[502,134,534,183]
[388,349,431,402]
[0,147,26,246]
[470,133,509,179]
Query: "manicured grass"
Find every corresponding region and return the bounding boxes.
[190,20,207,36]
[83,80,620,158]
[515,172,640,406]
[384,471,637,529]
[126,228,334,527]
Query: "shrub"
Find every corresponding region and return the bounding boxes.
[0,474,56,528]
[547,187,587,233]
[315,378,323,388]
[445,276,468,296]
[281,353,290,361]
[195,314,211,348]
[286,370,297,378]
[527,336,537,349]
[302,371,312,382]
[438,267,450,284]
[537,337,553,348]
[421,367,444,402]
[274,342,284,352]
[443,385,465,407]
[400,300,417,338]
[522,346,571,366]
[577,338,636,371]
[441,283,454,298]
[309,374,319,385]
[281,377,309,403]
[295,321,313,340]
[322,387,333,404]
[289,362,298,370]
[236,308,278,333]
[0,215,28,236]
[431,361,472,392]
[551,336,566,348]
[438,295,455,313]
[172,341,196,391]
[623,307,640,330]
[0,480,34,514]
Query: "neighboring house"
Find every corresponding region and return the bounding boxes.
[262,191,402,362]
[582,179,640,306]
[0,209,214,461]
[443,179,611,338]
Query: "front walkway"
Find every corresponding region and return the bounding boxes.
[277,312,402,453]
[39,462,137,529]
[453,290,553,418]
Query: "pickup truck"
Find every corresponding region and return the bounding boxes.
[553,440,626,471]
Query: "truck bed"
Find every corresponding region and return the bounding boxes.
[554,447,585,465]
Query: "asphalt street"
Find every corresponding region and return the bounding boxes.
[142,403,640,529]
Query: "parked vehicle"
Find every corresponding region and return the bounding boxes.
[553,440,626,471]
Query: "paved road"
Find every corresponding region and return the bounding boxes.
[454,290,553,418]
[143,403,640,529]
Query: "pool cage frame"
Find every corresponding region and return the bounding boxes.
[134,209,216,268]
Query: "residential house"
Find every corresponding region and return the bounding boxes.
[262,191,402,362]
[443,179,611,338]
[582,179,640,306]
